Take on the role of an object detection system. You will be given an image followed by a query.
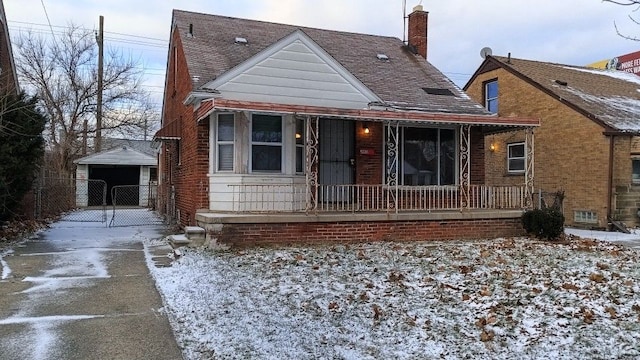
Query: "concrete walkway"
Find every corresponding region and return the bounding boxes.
[0,212,182,360]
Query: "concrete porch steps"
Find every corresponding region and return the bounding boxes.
[168,226,206,249]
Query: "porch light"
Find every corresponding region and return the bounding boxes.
[363,125,370,134]
[490,143,496,152]
[295,132,302,139]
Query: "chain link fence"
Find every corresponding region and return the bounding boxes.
[34,178,107,223]
[109,184,163,227]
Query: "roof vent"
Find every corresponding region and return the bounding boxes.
[235,37,248,44]
[377,53,389,61]
[192,75,200,83]
[422,87,455,96]
[187,24,194,37]
[555,79,568,86]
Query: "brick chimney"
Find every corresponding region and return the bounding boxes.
[408,4,428,59]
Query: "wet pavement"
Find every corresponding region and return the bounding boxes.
[0,212,182,360]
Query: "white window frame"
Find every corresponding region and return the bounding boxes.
[485,80,498,114]
[507,142,525,174]
[216,113,235,172]
[295,118,305,174]
[632,158,640,184]
[574,210,597,224]
[250,114,283,173]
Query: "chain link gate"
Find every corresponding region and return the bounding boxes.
[109,184,163,227]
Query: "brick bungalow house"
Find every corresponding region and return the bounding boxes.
[464,55,640,229]
[154,7,539,245]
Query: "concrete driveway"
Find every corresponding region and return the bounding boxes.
[0,211,182,360]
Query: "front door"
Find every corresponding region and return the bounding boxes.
[319,119,355,202]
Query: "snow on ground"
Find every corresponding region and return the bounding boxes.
[146,236,640,360]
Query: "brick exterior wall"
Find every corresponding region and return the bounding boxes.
[466,67,635,228]
[158,29,209,226]
[209,218,524,246]
[355,121,383,184]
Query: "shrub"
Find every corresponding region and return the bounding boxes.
[521,208,565,240]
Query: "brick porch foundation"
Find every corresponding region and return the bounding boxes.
[196,210,526,246]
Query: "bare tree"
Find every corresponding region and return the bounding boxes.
[603,0,640,40]
[15,24,157,178]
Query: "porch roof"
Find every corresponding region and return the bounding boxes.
[196,98,540,128]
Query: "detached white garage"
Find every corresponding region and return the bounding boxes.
[74,145,157,207]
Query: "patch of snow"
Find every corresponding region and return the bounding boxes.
[564,66,640,86]
[1,248,13,279]
[147,238,640,359]
[0,314,103,325]
[558,85,640,132]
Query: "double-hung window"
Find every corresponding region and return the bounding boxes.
[251,114,282,172]
[216,114,235,171]
[485,80,498,114]
[507,142,525,173]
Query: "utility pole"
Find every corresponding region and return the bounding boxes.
[96,15,104,152]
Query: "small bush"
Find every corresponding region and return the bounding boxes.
[522,208,565,240]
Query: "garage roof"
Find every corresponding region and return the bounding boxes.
[74,146,156,166]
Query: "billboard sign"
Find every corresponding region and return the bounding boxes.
[588,50,640,75]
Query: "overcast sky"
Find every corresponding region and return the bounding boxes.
[5,0,640,109]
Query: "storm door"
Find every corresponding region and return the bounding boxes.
[319,119,355,203]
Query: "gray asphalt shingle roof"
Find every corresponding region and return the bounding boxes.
[172,9,489,116]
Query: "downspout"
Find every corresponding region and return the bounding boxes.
[607,135,614,227]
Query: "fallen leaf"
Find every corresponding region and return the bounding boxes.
[596,262,609,270]
[328,301,339,311]
[532,287,542,294]
[459,265,473,274]
[475,317,487,328]
[605,307,617,319]
[589,273,606,283]
[480,330,494,342]
[372,304,383,321]
[479,286,492,297]
[462,294,470,301]
[561,283,580,291]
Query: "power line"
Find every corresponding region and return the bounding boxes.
[39,0,56,39]
[8,20,167,43]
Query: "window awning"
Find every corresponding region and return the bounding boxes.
[154,118,181,140]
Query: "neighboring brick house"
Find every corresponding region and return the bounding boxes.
[0,0,18,95]
[465,55,640,229]
[154,7,539,245]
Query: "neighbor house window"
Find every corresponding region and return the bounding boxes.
[251,114,282,172]
[507,142,525,173]
[574,210,597,224]
[399,127,456,186]
[633,159,640,184]
[485,80,498,114]
[295,118,305,174]
[217,113,235,171]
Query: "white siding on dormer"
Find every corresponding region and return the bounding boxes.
[216,40,373,109]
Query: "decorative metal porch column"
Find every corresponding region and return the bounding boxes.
[305,116,319,212]
[459,125,471,210]
[525,127,535,208]
[385,121,399,212]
